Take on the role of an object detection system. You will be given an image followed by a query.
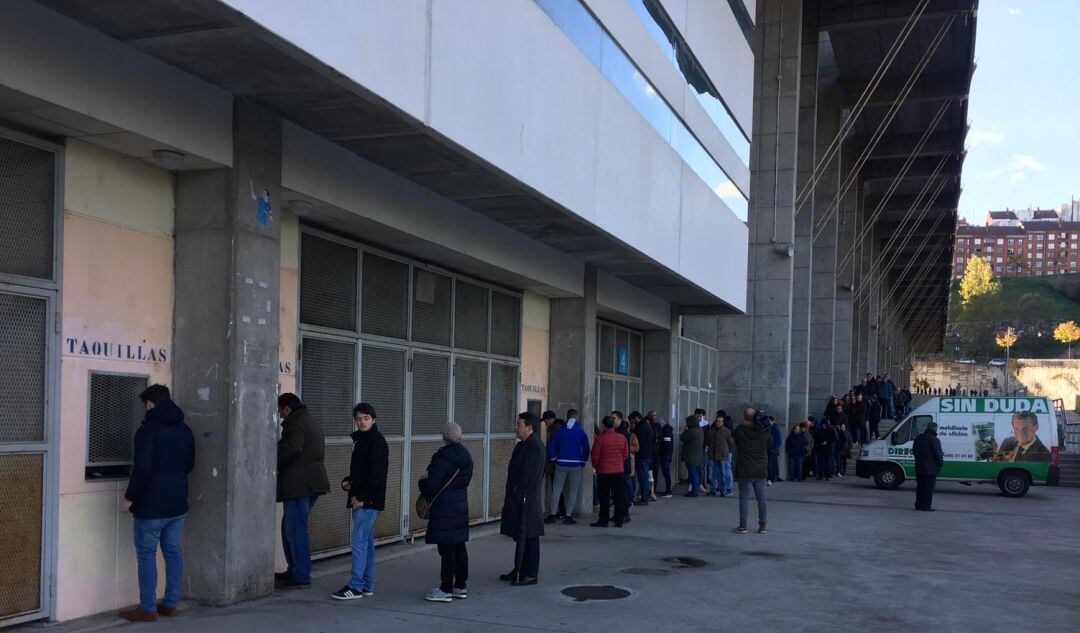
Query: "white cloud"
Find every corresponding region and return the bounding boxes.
[1008,154,1047,172]
[968,124,1005,149]
[1008,8,1021,15]
[976,154,1048,185]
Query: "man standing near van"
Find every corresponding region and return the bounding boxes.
[276,393,330,589]
[119,385,195,622]
[912,422,944,511]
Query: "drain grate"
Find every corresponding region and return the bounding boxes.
[561,585,632,602]
[742,551,786,560]
[662,556,707,568]
[620,567,673,577]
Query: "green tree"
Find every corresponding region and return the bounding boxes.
[958,256,1000,306]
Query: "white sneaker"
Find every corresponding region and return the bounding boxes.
[766,480,773,486]
[362,590,374,597]
[451,587,468,599]
[425,588,453,603]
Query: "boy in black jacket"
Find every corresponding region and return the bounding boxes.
[331,403,388,601]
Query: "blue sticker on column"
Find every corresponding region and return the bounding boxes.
[617,346,629,375]
[250,179,273,227]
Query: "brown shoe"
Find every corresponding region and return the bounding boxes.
[157,605,181,617]
[118,608,157,622]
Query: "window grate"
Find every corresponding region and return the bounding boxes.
[0,138,54,280]
[361,345,406,436]
[300,338,357,438]
[361,253,409,340]
[454,281,489,352]
[86,373,148,470]
[0,453,43,619]
[487,438,517,519]
[598,378,614,421]
[411,269,452,346]
[490,292,521,357]
[299,233,358,331]
[411,353,450,436]
[375,442,404,539]
[613,380,628,415]
[308,443,352,554]
[489,362,519,435]
[628,332,642,378]
[628,381,640,415]
[0,292,47,443]
[598,324,615,373]
[454,357,488,434]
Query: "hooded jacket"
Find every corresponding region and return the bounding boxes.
[344,423,389,510]
[419,441,474,545]
[277,405,331,502]
[658,421,675,457]
[679,425,704,466]
[548,421,591,468]
[125,399,196,520]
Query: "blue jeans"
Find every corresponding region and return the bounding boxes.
[134,514,185,613]
[349,508,379,591]
[737,479,767,527]
[635,458,652,504]
[282,494,319,582]
[720,457,733,494]
[707,458,726,493]
[687,463,702,495]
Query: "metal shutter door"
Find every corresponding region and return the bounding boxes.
[454,281,489,352]
[361,252,409,340]
[411,352,450,436]
[598,378,614,421]
[0,293,47,442]
[490,292,521,357]
[308,443,352,555]
[453,357,487,434]
[487,438,517,519]
[0,138,54,280]
[613,380,629,415]
[375,442,404,540]
[300,338,356,438]
[628,381,641,415]
[0,454,42,620]
[299,233,358,331]
[411,269,452,346]
[361,345,406,436]
[409,440,443,534]
[460,439,485,521]
[489,363,518,435]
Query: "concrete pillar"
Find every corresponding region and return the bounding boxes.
[808,49,840,415]
[717,0,803,428]
[548,264,597,510]
[832,168,858,392]
[173,101,282,605]
[788,19,819,427]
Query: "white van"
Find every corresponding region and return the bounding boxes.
[855,397,1063,497]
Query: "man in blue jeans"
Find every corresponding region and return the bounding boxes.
[275,393,330,589]
[332,403,389,600]
[119,384,195,622]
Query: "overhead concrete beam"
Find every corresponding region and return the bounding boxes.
[816,1,973,30]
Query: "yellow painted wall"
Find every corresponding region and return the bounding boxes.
[57,140,175,621]
[521,292,549,415]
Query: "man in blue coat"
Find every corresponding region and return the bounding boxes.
[545,411,590,525]
[119,385,195,622]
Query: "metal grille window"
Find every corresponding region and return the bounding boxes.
[490,291,521,357]
[411,269,452,346]
[361,345,406,436]
[375,442,404,540]
[487,438,517,518]
[408,439,443,533]
[628,332,642,377]
[85,373,148,479]
[460,439,485,520]
[678,338,718,419]
[308,443,352,554]
[0,138,55,280]
[299,234,358,331]
[489,362,519,435]
[454,281,489,352]
[300,338,357,438]
[362,253,409,340]
[613,380,629,415]
[0,292,47,443]
[0,453,43,620]
[453,357,488,434]
[679,338,692,386]
[598,378,614,419]
[598,323,615,373]
[411,353,450,436]
[628,382,641,415]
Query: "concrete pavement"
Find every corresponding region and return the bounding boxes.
[25,476,1080,633]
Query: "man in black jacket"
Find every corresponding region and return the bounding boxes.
[633,411,655,506]
[276,393,330,589]
[119,385,195,622]
[331,403,389,600]
[499,412,545,586]
[912,422,944,511]
[657,415,675,497]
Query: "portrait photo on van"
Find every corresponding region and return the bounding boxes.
[995,411,1050,462]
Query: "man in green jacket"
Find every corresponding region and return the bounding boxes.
[732,407,771,534]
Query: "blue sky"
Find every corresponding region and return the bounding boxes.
[957,0,1080,222]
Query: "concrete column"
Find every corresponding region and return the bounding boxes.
[788,20,820,427]
[808,48,840,415]
[644,308,680,427]
[548,264,597,511]
[832,168,858,392]
[173,101,282,605]
[717,0,803,428]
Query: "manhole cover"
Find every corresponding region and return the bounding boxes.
[741,551,786,560]
[662,556,707,568]
[620,567,674,577]
[561,585,632,602]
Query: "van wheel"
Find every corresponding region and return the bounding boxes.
[998,471,1030,498]
[874,465,903,490]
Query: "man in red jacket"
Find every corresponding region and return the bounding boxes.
[590,416,629,528]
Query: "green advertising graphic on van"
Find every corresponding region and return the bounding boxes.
[855,397,1061,498]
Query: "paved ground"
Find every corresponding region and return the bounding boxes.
[29,475,1080,633]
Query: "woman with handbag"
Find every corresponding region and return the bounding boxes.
[418,422,473,603]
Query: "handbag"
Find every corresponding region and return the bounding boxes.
[415,469,460,520]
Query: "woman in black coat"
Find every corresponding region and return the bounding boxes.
[419,422,473,603]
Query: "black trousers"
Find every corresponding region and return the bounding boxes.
[597,472,628,525]
[915,474,937,510]
[437,543,468,592]
[512,537,539,580]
